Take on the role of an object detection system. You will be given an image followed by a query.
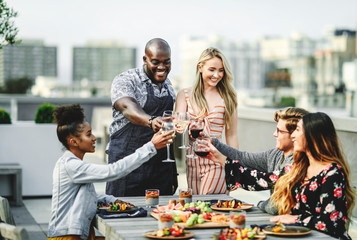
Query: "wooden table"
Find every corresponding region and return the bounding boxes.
[94,194,334,240]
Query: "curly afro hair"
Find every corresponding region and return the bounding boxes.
[54,104,86,149]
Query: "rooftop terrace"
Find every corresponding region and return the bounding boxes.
[1,104,356,239]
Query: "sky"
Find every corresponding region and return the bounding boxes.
[7,0,357,84]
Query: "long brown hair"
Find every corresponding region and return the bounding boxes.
[271,112,355,218]
[192,47,237,128]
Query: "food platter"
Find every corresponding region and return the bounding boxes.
[262,226,312,236]
[213,233,266,240]
[213,228,266,240]
[97,200,138,213]
[210,203,254,211]
[105,206,139,213]
[144,231,194,239]
[174,221,228,229]
[98,207,109,210]
[151,213,229,229]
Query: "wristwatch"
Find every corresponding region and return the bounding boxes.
[148,116,158,130]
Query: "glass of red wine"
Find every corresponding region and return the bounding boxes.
[189,118,204,139]
[193,138,210,157]
[186,118,205,159]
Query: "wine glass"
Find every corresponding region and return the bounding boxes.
[186,118,204,158]
[190,118,204,139]
[193,138,210,158]
[174,112,190,149]
[161,110,175,162]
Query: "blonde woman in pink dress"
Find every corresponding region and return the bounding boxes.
[175,47,238,195]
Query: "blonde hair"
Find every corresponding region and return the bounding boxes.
[192,47,237,128]
[271,112,355,219]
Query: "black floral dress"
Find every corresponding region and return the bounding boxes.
[225,159,351,239]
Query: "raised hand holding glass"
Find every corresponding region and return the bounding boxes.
[174,112,190,149]
[161,110,175,162]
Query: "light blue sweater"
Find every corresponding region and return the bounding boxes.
[48,142,156,239]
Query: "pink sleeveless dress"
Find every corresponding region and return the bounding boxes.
[184,90,229,195]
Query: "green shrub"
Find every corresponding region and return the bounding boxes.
[0,109,11,124]
[278,96,296,108]
[35,103,55,123]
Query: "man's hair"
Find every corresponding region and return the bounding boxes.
[274,107,309,134]
[145,38,171,55]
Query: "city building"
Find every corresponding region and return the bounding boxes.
[315,28,356,95]
[0,39,57,87]
[229,41,268,90]
[343,58,357,117]
[72,41,136,83]
[259,33,316,61]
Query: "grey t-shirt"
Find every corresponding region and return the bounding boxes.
[212,138,293,214]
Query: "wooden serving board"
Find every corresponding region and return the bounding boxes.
[150,212,229,229]
[144,231,195,239]
[210,203,254,211]
[213,232,266,240]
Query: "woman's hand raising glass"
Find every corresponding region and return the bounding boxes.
[174,112,190,149]
[151,130,175,150]
[197,139,227,166]
[189,118,204,140]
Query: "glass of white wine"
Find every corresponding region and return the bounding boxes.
[174,112,190,149]
[161,110,175,162]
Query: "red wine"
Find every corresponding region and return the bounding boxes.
[194,151,209,157]
[191,129,203,138]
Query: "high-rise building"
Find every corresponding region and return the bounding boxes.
[259,33,316,61]
[0,39,57,86]
[229,41,268,90]
[72,41,136,83]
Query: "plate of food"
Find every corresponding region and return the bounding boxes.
[210,200,254,211]
[214,227,266,240]
[151,211,229,229]
[144,226,194,239]
[97,202,110,210]
[99,200,138,213]
[262,223,312,236]
[151,201,230,229]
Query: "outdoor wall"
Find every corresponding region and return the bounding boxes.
[0,97,356,209]
[0,95,111,123]
[0,123,62,196]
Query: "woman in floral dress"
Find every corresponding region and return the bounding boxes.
[205,112,355,239]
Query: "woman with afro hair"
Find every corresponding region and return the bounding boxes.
[47,104,174,240]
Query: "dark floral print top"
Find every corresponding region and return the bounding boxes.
[225,159,350,239]
[225,158,292,191]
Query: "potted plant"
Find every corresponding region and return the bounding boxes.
[34,103,55,123]
[0,109,11,124]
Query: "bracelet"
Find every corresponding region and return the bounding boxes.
[225,157,232,165]
[148,116,158,129]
